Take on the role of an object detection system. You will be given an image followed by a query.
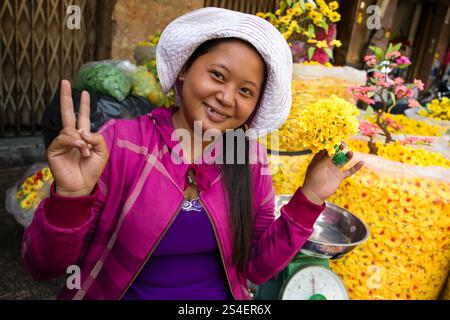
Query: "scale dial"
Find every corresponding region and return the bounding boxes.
[280,266,349,300]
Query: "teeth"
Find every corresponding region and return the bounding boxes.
[207,105,227,117]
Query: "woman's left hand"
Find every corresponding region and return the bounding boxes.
[301,144,365,205]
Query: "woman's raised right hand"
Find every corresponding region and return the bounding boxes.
[47,80,109,197]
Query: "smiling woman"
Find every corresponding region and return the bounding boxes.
[21,7,363,301]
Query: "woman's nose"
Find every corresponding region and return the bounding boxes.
[216,86,235,108]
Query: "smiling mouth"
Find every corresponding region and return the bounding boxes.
[204,103,230,121]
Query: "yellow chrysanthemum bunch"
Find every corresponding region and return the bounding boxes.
[256,0,341,62]
[368,113,445,136]
[296,94,359,155]
[345,139,450,167]
[419,97,450,121]
[136,32,175,108]
[137,31,161,47]
[16,167,53,210]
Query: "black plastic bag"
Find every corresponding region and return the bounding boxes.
[41,85,156,149]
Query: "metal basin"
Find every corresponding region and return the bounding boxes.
[275,195,370,260]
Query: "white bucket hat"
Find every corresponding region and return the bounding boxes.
[156,7,293,137]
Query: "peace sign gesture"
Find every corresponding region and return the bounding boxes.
[47,80,109,197]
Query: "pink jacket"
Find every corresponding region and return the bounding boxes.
[21,106,324,300]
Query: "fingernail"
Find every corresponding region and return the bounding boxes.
[83,148,91,157]
[76,140,85,147]
[83,131,92,138]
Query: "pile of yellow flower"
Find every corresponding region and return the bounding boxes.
[256,0,341,54]
[419,98,450,121]
[345,139,450,168]
[302,61,333,67]
[268,152,450,300]
[328,164,450,300]
[368,113,446,136]
[269,153,313,195]
[16,167,53,211]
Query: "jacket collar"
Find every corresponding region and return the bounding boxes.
[150,106,222,192]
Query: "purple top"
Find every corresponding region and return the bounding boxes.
[122,197,232,300]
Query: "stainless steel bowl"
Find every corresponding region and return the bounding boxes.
[275,195,370,260]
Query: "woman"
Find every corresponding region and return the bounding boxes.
[21,7,363,300]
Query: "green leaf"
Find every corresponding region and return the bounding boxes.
[286,0,292,6]
[308,24,315,38]
[369,46,384,61]
[299,0,306,10]
[280,1,287,13]
[322,18,329,33]
[268,13,277,21]
[386,43,393,55]
[393,43,402,52]
[367,91,375,98]
[308,47,315,60]
[366,105,375,115]
[324,47,333,58]
[389,91,397,109]
[397,64,411,69]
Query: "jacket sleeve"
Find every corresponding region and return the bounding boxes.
[243,157,325,285]
[20,120,117,281]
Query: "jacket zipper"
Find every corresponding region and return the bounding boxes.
[117,199,184,300]
[198,196,238,300]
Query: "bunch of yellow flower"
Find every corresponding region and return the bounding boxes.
[262,77,359,151]
[137,31,161,47]
[419,97,450,121]
[329,166,450,300]
[296,94,359,155]
[136,32,175,108]
[346,139,450,167]
[256,0,341,61]
[16,167,53,210]
[368,113,445,136]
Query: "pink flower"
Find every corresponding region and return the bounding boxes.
[400,137,433,145]
[394,85,409,98]
[393,77,404,85]
[355,93,375,105]
[378,80,391,88]
[408,98,421,108]
[382,115,403,130]
[359,121,378,137]
[373,72,384,79]
[366,59,376,67]
[396,56,411,65]
[386,51,401,59]
[413,79,424,91]
[364,55,377,67]
[312,48,329,64]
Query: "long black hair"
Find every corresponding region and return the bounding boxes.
[180,37,267,272]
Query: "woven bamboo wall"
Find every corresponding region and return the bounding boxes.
[0,0,97,137]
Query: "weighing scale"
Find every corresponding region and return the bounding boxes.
[254,195,369,300]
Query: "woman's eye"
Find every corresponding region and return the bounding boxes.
[212,71,224,80]
[241,88,253,96]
